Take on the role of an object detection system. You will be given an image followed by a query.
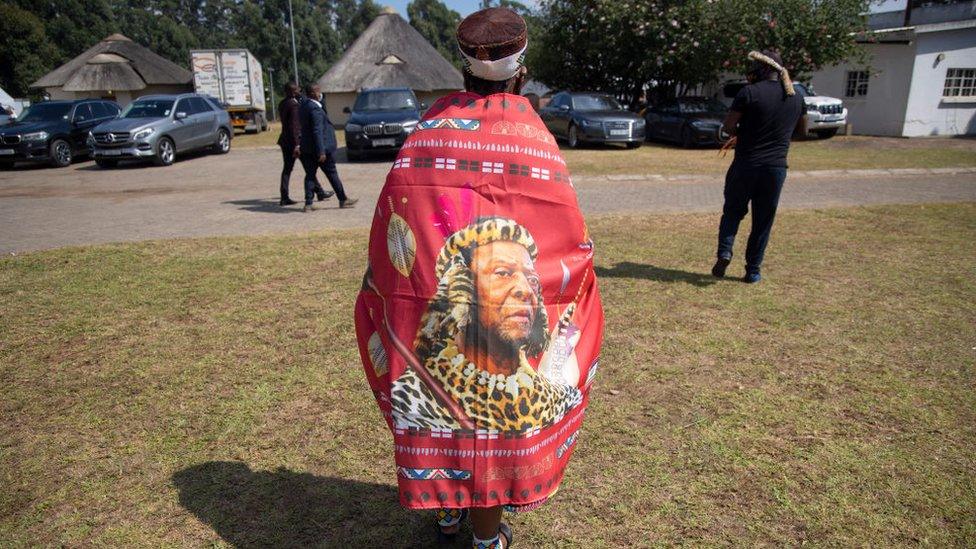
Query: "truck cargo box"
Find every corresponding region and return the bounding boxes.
[190,49,266,112]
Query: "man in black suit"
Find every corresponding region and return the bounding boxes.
[277,81,327,206]
[299,83,357,212]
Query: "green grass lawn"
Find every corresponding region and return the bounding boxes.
[4,205,972,547]
[561,136,976,176]
[237,125,976,176]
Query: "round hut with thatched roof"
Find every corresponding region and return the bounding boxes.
[31,34,193,107]
[318,7,464,126]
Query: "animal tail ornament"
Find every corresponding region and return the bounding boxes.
[748,51,795,96]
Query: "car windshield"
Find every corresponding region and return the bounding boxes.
[572,95,622,111]
[17,103,72,123]
[793,83,812,97]
[679,98,728,114]
[122,100,174,119]
[354,91,416,112]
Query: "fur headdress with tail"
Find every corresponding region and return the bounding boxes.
[748,50,795,96]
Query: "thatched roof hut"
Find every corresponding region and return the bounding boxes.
[318,8,463,125]
[31,34,193,106]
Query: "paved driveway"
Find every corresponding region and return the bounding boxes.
[1,148,974,254]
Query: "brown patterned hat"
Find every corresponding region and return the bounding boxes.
[457,8,527,80]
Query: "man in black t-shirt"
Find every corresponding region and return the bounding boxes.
[713,51,804,283]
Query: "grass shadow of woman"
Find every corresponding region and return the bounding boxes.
[595,262,719,287]
[173,461,453,548]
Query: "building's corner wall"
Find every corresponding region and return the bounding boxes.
[902,28,976,136]
[809,41,916,136]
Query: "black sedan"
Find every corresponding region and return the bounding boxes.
[539,92,645,149]
[643,97,730,148]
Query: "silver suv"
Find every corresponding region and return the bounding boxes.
[89,93,232,167]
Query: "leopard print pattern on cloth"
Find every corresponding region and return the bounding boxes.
[391,339,582,431]
[390,217,582,432]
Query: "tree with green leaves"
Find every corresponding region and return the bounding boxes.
[408,0,463,66]
[0,4,62,97]
[532,0,870,106]
[0,0,382,102]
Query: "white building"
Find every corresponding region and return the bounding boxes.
[809,1,976,136]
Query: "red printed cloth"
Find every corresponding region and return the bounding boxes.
[354,91,604,510]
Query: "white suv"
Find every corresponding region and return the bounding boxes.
[793,83,847,139]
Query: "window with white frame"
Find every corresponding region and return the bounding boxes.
[943,68,976,98]
[845,71,869,98]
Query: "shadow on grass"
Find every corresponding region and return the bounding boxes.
[173,461,438,547]
[595,262,719,287]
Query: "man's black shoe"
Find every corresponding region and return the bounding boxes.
[711,256,731,278]
[317,191,335,201]
[280,198,298,206]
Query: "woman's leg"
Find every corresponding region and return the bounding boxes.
[471,506,505,547]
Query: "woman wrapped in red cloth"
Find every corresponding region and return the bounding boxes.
[354,8,604,548]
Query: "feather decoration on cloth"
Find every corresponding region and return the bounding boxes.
[387,212,416,278]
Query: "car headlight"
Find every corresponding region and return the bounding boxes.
[345,123,363,132]
[634,118,646,127]
[807,104,819,113]
[578,119,591,127]
[133,128,155,140]
[87,131,95,146]
[402,120,419,133]
[690,119,717,129]
[22,131,48,142]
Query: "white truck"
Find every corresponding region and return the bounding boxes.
[190,49,268,134]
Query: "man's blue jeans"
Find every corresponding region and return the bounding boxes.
[716,162,787,274]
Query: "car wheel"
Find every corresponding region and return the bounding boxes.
[213,129,231,154]
[626,141,642,149]
[680,125,695,148]
[154,137,175,166]
[49,139,72,167]
[567,124,580,148]
[95,159,117,168]
[815,128,838,139]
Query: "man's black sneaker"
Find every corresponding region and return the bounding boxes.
[711,257,731,278]
[280,198,298,206]
[317,191,335,201]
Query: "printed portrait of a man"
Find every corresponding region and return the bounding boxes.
[390,217,582,432]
